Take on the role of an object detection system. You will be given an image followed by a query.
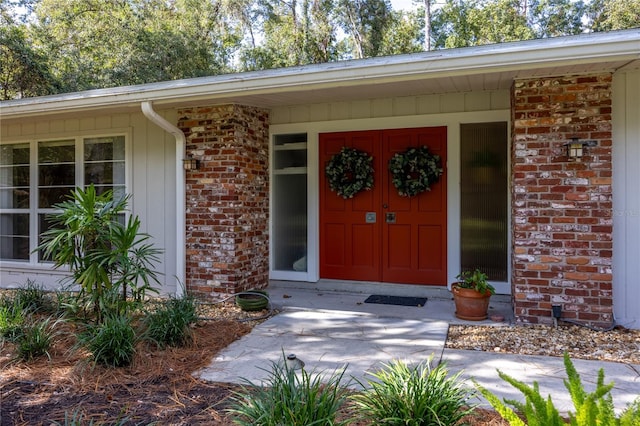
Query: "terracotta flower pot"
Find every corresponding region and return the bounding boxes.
[451,284,492,321]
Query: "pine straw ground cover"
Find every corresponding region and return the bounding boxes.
[0,300,262,426]
[2,293,638,426]
[0,297,509,426]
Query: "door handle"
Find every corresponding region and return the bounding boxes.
[385,212,396,223]
[365,212,376,223]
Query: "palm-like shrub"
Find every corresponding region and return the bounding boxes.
[350,357,474,426]
[37,185,162,323]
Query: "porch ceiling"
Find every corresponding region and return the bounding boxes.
[202,59,638,108]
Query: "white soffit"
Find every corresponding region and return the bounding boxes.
[1,29,639,119]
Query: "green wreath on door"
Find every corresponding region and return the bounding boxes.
[325,147,374,199]
[389,146,443,197]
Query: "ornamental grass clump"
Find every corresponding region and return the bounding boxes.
[80,313,136,367]
[14,280,55,314]
[0,298,25,341]
[16,317,55,361]
[476,352,640,426]
[228,353,350,426]
[144,295,198,348]
[350,357,475,426]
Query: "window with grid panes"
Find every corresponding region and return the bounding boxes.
[0,135,126,263]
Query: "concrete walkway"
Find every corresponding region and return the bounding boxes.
[196,281,640,414]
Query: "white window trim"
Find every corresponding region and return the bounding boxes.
[0,130,131,268]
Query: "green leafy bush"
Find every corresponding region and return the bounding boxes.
[476,352,640,426]
[228,353,349,426]
[350,357,474,426]
[144,295,198,348]
[81,313,136,367]
[16,317,54,361]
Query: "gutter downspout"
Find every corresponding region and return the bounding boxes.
[141,101,186,298]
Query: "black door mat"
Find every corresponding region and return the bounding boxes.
[364,295,427,307]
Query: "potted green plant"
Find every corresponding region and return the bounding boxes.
[451,269,495,321]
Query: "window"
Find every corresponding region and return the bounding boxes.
[0,143,30,261]
[272,133,308,273]
[0,135,126,263]
[84,136,126,198]
[460,123,508,281]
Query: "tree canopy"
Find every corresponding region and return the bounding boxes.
[0,0,638,99]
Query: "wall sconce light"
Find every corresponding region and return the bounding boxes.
[183,157,199,171]
[564,138,596,161]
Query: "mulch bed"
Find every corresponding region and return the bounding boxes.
[0,301,509,426]
[1,313,251,425]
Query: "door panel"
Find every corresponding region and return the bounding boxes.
[352,224,376,266]
[387,224,412,268]
[323,223,345,265]
[320,127,447,285]
[381,127,447,285]
[418,225,443,270]
[319,131,381,281]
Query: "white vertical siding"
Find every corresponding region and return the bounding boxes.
[0,110,178,295]
[130,109,178,295]
[613,69,640,329]
[270,90,509,124]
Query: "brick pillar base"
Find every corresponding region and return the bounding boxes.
[511,74,613,327]
[178,105,269,297]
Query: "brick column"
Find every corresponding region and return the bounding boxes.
[512,74,613,327]
[178,105,269,297]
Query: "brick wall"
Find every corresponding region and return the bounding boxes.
[178,104,269,297]
[512,74,613,327]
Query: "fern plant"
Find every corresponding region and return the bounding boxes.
[476,352,640,426]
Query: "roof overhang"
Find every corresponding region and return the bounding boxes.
[2,29,639,121]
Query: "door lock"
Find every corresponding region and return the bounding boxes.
[385,212,396,223]
[365,212,377,223]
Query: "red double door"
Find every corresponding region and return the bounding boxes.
[319,127,447,286]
